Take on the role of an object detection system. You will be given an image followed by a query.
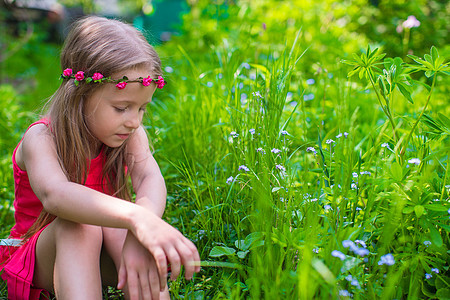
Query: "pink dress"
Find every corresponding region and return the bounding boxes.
[0,119,110,299]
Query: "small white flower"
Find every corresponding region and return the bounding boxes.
[324,204,332,211]
[336,133,343,139]
[343,132,349,138]
[226,176,234,185]
[249,128,255,135]
[403,15,420,29]
[280,130,289,135]
[360,171,371,176]
[256,147,265,154]
[352,172,358,178]
[326,139,335,144]
[408,158,421,165]
[230,131,239,138]
[351,183,357,190]
[238,165,250,172]
[252,91,262,98]
[424,240,431,246]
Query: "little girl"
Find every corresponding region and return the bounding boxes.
[0,16,200,299]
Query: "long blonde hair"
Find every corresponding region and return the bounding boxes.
[23,16,162,239]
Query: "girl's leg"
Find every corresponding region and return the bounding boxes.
[101,227,170,300]
[33,218,104,299]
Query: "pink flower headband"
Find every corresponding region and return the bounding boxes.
[61,68,166,90]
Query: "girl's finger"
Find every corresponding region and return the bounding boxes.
[127,271,140,300]
[185,238,201,273]
[138,271,153,300]
[148,266,161,300]
[166,246,181,281]
[151,247,168,291]
[177,240,196,280]
[117,263,127,290]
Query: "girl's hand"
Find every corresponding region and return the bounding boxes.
[131,208,201,290]
[117,232,161,300]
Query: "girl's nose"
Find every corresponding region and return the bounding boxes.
[125,112,141,129]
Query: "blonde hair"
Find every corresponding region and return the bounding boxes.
[23,16,162,239]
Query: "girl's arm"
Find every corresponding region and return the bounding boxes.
[21,124,199,289]
[126,125,166,217]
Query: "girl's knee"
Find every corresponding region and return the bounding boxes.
[54,218,103,246]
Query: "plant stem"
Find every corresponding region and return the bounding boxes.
[367,72,399,143]
[400,74,436,157]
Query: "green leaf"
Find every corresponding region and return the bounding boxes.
[424,54,433,64]
[391,162,403,181]
[237,250,249,259]
[436,288,450,299]
[209,246,236,257]
[414,205,425,218]
[403,206,415,214]
[397,83,413,104]
[428,225,443,248]
[430,46,438,62]
[85,77,93,83]
[423,204,450,212]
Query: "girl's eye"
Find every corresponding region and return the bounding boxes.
[139,107,147,112]
[114,107,127,112]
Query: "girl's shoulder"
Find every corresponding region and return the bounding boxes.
[15,121,53,171]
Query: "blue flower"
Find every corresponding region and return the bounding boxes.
[338,290,352,297]
[280,130,289,135]
[326,139,335,144]
[226,176,234,184]
[336,133,343,139]
[249,128,256,135]
[271,148,282,154]
[306,147,317,155]
[423,241,431,246]
[425,273,432,279]
[324,204,332,211]
[331,250,346,261]
[238,165,250,172]
[360,171,371,176]
[256,147,265,154]
[354,248,369,257]
[303,93,315,101]
[352,172,358,178]
[431,268,439,274]
[275,164,286,172]
[342,240,355,249]
[306,78,315,85]
[355,240,367,248]
[378,253,395,266]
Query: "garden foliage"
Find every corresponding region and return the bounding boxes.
[1,0,449,299]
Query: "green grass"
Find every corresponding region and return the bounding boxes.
[1,1,449,299]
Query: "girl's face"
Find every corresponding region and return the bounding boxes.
[83,67,157,153]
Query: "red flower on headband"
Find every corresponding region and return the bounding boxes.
[92,73,103,81]
[116,82,127,90]
[63,68,73,77]
[142,76,152,86]
[156,76,166,89]
[75,71,85,81]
